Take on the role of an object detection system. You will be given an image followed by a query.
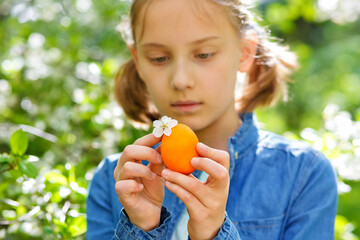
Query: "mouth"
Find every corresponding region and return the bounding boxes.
[171,100,203,112]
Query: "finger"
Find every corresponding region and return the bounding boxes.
[120,161,157,181]
[115,179,143,196]
[162,169,208,203]
[148,145,165,176]
[156,144,161,153]
[149,161,165,177]
[133,133,162,147]
[121,144,162,165]
[114,145,162,180]
[190,157,229,188]
[196,143,230,170]
[164,180,203,214]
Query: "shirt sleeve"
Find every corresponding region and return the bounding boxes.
[213,212,241,240]
[86,158,118,240]
[114,207,172,239]
[282,151,338,239]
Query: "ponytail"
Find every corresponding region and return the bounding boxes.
[237,39,298,112]
[114,59,160,124]
[207,0,298,112]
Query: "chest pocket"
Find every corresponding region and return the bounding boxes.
[233,215,284,239]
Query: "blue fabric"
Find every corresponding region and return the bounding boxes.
[86,112,337,239]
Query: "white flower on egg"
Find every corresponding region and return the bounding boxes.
[152,116,178,137]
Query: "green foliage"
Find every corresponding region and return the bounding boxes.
[1,131,88,239]
[257,0,360,134]
[0,0,143,238]
[0,129,38,178]
[0,0,359,238]
[336,215,359,240]
[10,129,28,156]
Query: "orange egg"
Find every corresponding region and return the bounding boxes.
[161,123,199,174]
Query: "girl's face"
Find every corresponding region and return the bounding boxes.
[132,0,244,133]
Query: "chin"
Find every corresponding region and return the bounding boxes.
[180,118,209,132]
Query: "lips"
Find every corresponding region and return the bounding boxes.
[171,100,202,112]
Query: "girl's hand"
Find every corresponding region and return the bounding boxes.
[114,134,165,231]
[161,142,230,240]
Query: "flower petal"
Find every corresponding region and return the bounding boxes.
[167,119,178,129]
[153,120,163,128]
[163,127,172,136]
[161,116,171,124]
[153,127,164,138]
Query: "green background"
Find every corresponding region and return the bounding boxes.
[0,0,359,239]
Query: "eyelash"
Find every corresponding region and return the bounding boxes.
[148,53,215,65]
[149,56,169,64]
[195,53,214,59]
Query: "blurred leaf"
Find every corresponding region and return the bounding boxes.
[10,129,28,156]
[2,209,17,220]
[335,215,359,240]
[45,171,68,185]
[0,153,13,163]
[53,218,68,230]
[18,160,38,178]
[68,215,86,237]
[43,225,54,234]
[15,205,27,217]
[356,109,360,121]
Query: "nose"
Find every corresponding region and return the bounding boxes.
[170,59,195,91]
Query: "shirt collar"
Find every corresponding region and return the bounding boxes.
[193,112,260,179]
[227,112,260,178]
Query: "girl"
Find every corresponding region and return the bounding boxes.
[87,0,337,239]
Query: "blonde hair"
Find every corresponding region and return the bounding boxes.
[115,0,298,124]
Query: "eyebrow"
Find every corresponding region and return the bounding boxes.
[139,36,221,48]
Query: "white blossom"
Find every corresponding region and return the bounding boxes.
[152,116,178,137]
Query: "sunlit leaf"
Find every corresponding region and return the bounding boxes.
[0,153,13,163]
[18,161,38,178]
[10,129,28,156]
[68,215,86,237]
[15,205,27,217]
[44,171,68,185]
[53,219,68,233]
[2,210,16,220]
[43,226,54,234]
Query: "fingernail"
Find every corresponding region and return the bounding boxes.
[157,154,162,164]
[198,142,206,151]
[162,169,169,177]
[191,158,199,165]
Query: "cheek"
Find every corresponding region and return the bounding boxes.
[207,67,237,105]
[144,82,163,102]
[203,62,237,91]
[141,77,168,110]
[138,67,162,94]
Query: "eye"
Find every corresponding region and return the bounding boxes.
[150,56,169,64]
[196,53,214,60]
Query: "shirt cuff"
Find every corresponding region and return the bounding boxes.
[115,207,171,240]
[213,212,241,240]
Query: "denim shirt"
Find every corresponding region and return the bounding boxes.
[86,112,337,239]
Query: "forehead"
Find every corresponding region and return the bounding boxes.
[134,0,237,45]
